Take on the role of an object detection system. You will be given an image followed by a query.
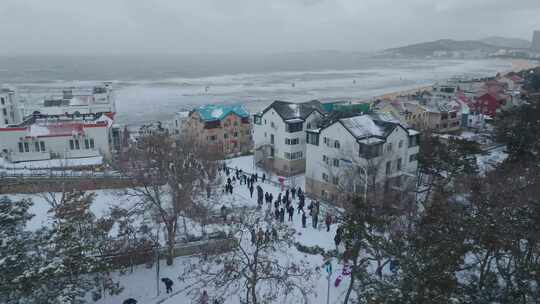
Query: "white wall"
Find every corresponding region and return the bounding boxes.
[253,108,322,162]
[0,125,110,163]
[306,121,419,190]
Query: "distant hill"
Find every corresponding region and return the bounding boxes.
[480,36,530,49]
[383,39,499,58]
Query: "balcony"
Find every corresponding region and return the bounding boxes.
[8,151,51,163]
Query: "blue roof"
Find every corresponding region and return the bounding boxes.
[194,104,250,122]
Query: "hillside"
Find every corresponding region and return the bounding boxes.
[384,39,498,57]
[480,36,530,49]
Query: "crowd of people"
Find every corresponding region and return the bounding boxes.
[221,165,335,237]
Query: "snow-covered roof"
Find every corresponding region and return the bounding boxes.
[285,118,304,123]
[340,115,384,138]
[193,104,249,122]
[408,129,420,136]
[358,137,384,145]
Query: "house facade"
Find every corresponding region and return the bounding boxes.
[0,112,113,163]
[253,100,325,176]
[0,88,23,127]
[305,113,419,202]
[184,104,252,157]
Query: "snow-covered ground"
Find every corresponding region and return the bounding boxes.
[6,155,351,304]
[0,156,103,170]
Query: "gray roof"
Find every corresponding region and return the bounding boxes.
[261,100,326,121]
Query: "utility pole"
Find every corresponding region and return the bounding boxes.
[325,260,333,304]
[156,224,160,297]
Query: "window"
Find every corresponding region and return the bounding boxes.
[208,135,217,141]
[85,139,90,149]
[306,122,312,129]
[409,153,418,162]
[285,138,299,145]
[322,173,329,182]
[224,133,229,139]
[75,139,80,150]
[386,143,392,152]
[271,122,276,128]
[285,151,303,160]
[386,161,391,175]
[307,132,319,145]
[24,142,29,152]
[270,134,274,144]
[441,113,448,120]
[333,158,339,167]
[34,142,40,152]
[0,97,4,105]
[264,132,267,138]
[234,132,238,137]
[332,176,339,185]
[254,116,262,125]
[323,155,328,163]
[69,139,75,150]
[399,140,403,148]
[264,119,267,125]
[4,119,7,125]
[451,112,457,118]
[334,140,340,149]
[40,141,45,151]
[286,122,303,133]
[359,143,382,159]
[397,158,402,171]
[2,109,6,116]
[18,142,24,153]
[408,136,418,148]
[89,139,95,149]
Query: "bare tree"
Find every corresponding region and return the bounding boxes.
[182,211,316,304]
[122,132,222,265]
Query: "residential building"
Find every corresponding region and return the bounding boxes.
[0,112,114,163]
[305,112,419,202]
[0,88,23,127]
[24,84,116,117]
[184,104,251,157]
[253,100,326,176]
[171,111,190,135]
[374,100,430,130]
[474,93,506,117]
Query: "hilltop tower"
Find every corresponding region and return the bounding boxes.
[532,30,540,52]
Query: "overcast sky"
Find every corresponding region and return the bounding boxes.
[1,0,539,55]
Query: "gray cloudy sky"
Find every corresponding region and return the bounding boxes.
[1,0,539,55]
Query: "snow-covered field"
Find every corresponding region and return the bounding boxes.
[6,156,352,304]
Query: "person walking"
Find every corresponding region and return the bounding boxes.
[334,227,342,248]
[280,208,285,223]
[287,205,294,222]
[161,277,174,294]
[251,228,257,245]
[262,173,266,183]
[312,213,318,228]
[200,290,209,304]
[301,211,307,228]
[291,187,296,199]
[325,214,332,232]
[249,184,254,198]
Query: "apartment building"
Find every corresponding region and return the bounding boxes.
[184,104,252,157]
[252,100,326,176]
[305,112,419,202]
[0,112,114,163]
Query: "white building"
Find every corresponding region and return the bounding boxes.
[0,112,114,163]
[305,112,420,202]
[0,88,23,127]
[24,84,116,117]
[171,111,190,136]
[253,100,326,176]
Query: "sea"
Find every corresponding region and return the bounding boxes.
[0,53,517,126]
